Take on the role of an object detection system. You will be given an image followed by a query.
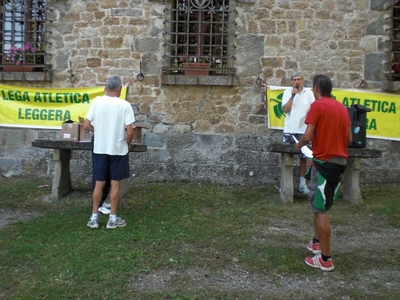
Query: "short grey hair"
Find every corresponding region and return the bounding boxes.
[105,76,122,92]
[291,72,303,80]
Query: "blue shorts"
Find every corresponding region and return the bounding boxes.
[93,153,130,181]
[283,133,308,160]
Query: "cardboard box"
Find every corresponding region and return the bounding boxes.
[60,120,79,141]
[60,118,93,142]
[78,117,93,142]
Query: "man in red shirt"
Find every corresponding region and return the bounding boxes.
[295,74,352,271]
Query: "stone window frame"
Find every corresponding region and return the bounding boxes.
[387,1,400,81]
[0,0,52,82]
[161,0,237,86]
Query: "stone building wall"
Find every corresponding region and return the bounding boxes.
[1,0,399,185]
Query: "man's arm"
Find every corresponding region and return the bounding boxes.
[282,96,294,113]
[282,87,299,113]
[348,125,353,143]
[83,118,94,132]
[295,124,315,151]
[125,123,134,145]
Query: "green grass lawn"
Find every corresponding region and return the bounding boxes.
[0,177,399,299]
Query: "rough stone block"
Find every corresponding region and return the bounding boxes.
[166,133,196,149]
[135,38,160,52]
[144,133,165,148]
[365,53,388,81]
[370,0,391,10]
[197,134,220,150]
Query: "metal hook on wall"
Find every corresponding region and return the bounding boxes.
[137,61,145,81]
[354,79,367,89]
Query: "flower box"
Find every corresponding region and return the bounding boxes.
[3,64,35,72]
[184,62,210,76]
[3,44,36,71]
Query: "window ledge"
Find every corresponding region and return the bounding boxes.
[385,73,400,81]
[0,71,53,82]
[161,74,237,86]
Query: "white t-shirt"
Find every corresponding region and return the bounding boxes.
[282,87,315,134]
[86,95,135,155]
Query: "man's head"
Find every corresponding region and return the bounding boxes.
[105,76,122,96]
[291,72,303,88]
[312,74,332,98]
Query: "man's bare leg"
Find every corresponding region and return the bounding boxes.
[109,180,121,215]
[315,213,331,256]
[92,180,106,214]
[305,212,334,271]
[300,158,308,177]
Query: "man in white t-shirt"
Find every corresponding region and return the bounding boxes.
[84,76,135,229]
[282,72,315,194]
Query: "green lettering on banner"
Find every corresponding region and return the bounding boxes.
[342,97,349,107]
[33,93,42,102]
[381,101,389,113]
[388,102,396,113]
[343,97,397,114]
[341,97,361,107]
[18,108,71,121]
[1,89,31,101]
[81,93,90,104]
[350,98,361,105]
[31,92,90,104]
[364,99,396,113]
[366,118,377,130]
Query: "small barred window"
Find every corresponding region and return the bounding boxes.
[388,1,400,80]
[162,0,236,78]
[0,0,50,72]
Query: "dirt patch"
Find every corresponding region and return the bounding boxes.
[130,220,400,297]
[131,267,400,298]
[0,209,42,229]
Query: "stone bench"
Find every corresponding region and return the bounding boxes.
[269,143,382,204]
[32,140,147,201]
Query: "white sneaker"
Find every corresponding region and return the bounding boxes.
[106,216,127,229]
[299,183,309,195]
[98,206,110,215]
[102,201,111,209]
[87,218,99,229]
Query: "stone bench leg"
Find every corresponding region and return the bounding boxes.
[51,149,72,201]
[279,153,294,204]
[342,157,362,204]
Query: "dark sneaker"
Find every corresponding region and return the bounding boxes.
[307,240,321,254]
[106,217,126,229]
[87,218,99,229]
[305,254,334,272]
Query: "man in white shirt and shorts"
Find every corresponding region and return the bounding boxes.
[282,72,315,194]
[84,76,135,229]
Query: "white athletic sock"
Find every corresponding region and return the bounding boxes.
[109,214,116,222]
[300,177,306,185]
[91,213,98,221]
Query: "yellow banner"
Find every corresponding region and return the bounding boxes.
[0,84,127,129]
[267,86,400,141]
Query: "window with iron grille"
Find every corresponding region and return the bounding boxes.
[162,0,236,80]
[0,0,50,72]
[387,1,400,80]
